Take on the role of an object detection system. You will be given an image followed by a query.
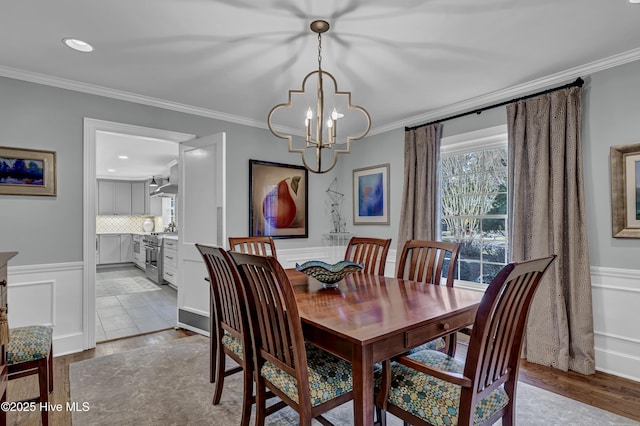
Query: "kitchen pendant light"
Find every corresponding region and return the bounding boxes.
[267,20,371,174]
[149,176,158,187]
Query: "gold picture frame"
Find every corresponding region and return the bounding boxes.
[0,146,56,196]
[610,142,640,238]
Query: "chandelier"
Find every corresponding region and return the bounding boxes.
[267,20,371,174]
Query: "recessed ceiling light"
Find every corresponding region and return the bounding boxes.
[62,38,94,53]
[118,155,129,159]
[630,0,640,3]
[107,169,116,172]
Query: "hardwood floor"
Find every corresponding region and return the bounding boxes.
[6,328,194,426]
[456,336,640,423]
[6,330,640,425]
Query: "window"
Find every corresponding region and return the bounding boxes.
[440,126,508,285]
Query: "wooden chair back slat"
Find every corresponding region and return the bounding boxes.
[463,256,555,414]
[229,236,278,259]
[396,240,461,286]
[344,237,391,276]
[230,252,310,394]
[196,244,247,341]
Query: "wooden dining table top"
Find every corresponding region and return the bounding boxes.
[285,268,484,350]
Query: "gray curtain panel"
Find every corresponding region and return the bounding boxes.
[397,123,442,258]
[507,86,596,375]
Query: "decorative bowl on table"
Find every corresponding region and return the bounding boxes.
[295,260,364,288]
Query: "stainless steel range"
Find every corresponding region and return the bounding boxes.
[143,233,163,284]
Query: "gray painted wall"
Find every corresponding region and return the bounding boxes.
[3,56,640,270]
[0,76,333,266]
[339,60,640,271]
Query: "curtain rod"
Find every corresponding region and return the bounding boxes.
[404,77,584,131]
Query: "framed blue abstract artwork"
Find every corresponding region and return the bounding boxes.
[0,146,56,196]
[352,163,389,225]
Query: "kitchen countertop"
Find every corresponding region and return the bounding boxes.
[163,235,178,240]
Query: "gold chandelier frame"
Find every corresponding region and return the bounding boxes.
[267,20,371,174]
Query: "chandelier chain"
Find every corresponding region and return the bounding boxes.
[317,33,322,71]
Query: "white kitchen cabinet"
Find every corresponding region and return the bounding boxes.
[114,181,132,215]
[120,234,134,263]
[98,235,121,264]
[162,238,178,287]
[131,181,146,215]
[98,179,133,215]
[97,180,116,215]
[98,234,135,264]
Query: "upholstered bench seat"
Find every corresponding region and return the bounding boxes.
[7,325,53,365]
[6,324,54,426]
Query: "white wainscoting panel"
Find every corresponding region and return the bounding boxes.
[277,246,330,269]
[591,266,640,382]
[8,262,84,356]
[277,246,398,277]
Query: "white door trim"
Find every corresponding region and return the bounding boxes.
[82,118,194,349]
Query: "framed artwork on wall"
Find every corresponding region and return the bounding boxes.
[611,142,640,238]
[353,163,389,225]
[249,159,308,239]
[0,146,56,196]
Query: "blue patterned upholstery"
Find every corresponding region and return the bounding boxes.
[221,332,243,360]
[7,325,53,365]
[376,349,509,425]
[260,343,352,406]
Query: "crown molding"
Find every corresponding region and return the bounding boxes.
[0,65,269,130]
[2,46,640,137]
[370,47,640,136]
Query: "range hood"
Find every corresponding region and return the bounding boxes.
[150,163,178,198]
[150,182,178,198]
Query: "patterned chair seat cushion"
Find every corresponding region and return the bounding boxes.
[222,332,243,360]
[376,349,509,425]
[7,325,53,365]
[261,343,352,406]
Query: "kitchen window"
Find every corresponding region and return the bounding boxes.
[440,125,508,287]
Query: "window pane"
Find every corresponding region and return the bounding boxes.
[483,239,506,263]
[459,261,480,282]
[459,240,481,262]
[440,136,508,286]
[481,263,504,284]
[481,218,506,234]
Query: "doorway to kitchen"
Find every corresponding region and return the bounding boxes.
[95,264,177,341]
[84,118,195,348]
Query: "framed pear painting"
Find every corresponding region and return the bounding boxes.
[249,160,308,238]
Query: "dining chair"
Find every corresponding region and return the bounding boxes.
[228,236,278,259]
[375,255,556,426]
[196,244,253,425]
[230,252,354,426]
[7,325,54,426]
[344,236,391,276]
[396,240,461,355]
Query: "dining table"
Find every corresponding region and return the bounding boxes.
[285,268,484,426]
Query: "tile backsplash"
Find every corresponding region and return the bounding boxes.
[97,215,163,233]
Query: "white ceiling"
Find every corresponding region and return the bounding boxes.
[3,0,640,164]
[96,131,178,180]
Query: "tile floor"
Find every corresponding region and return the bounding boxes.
[96,265,177,342]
